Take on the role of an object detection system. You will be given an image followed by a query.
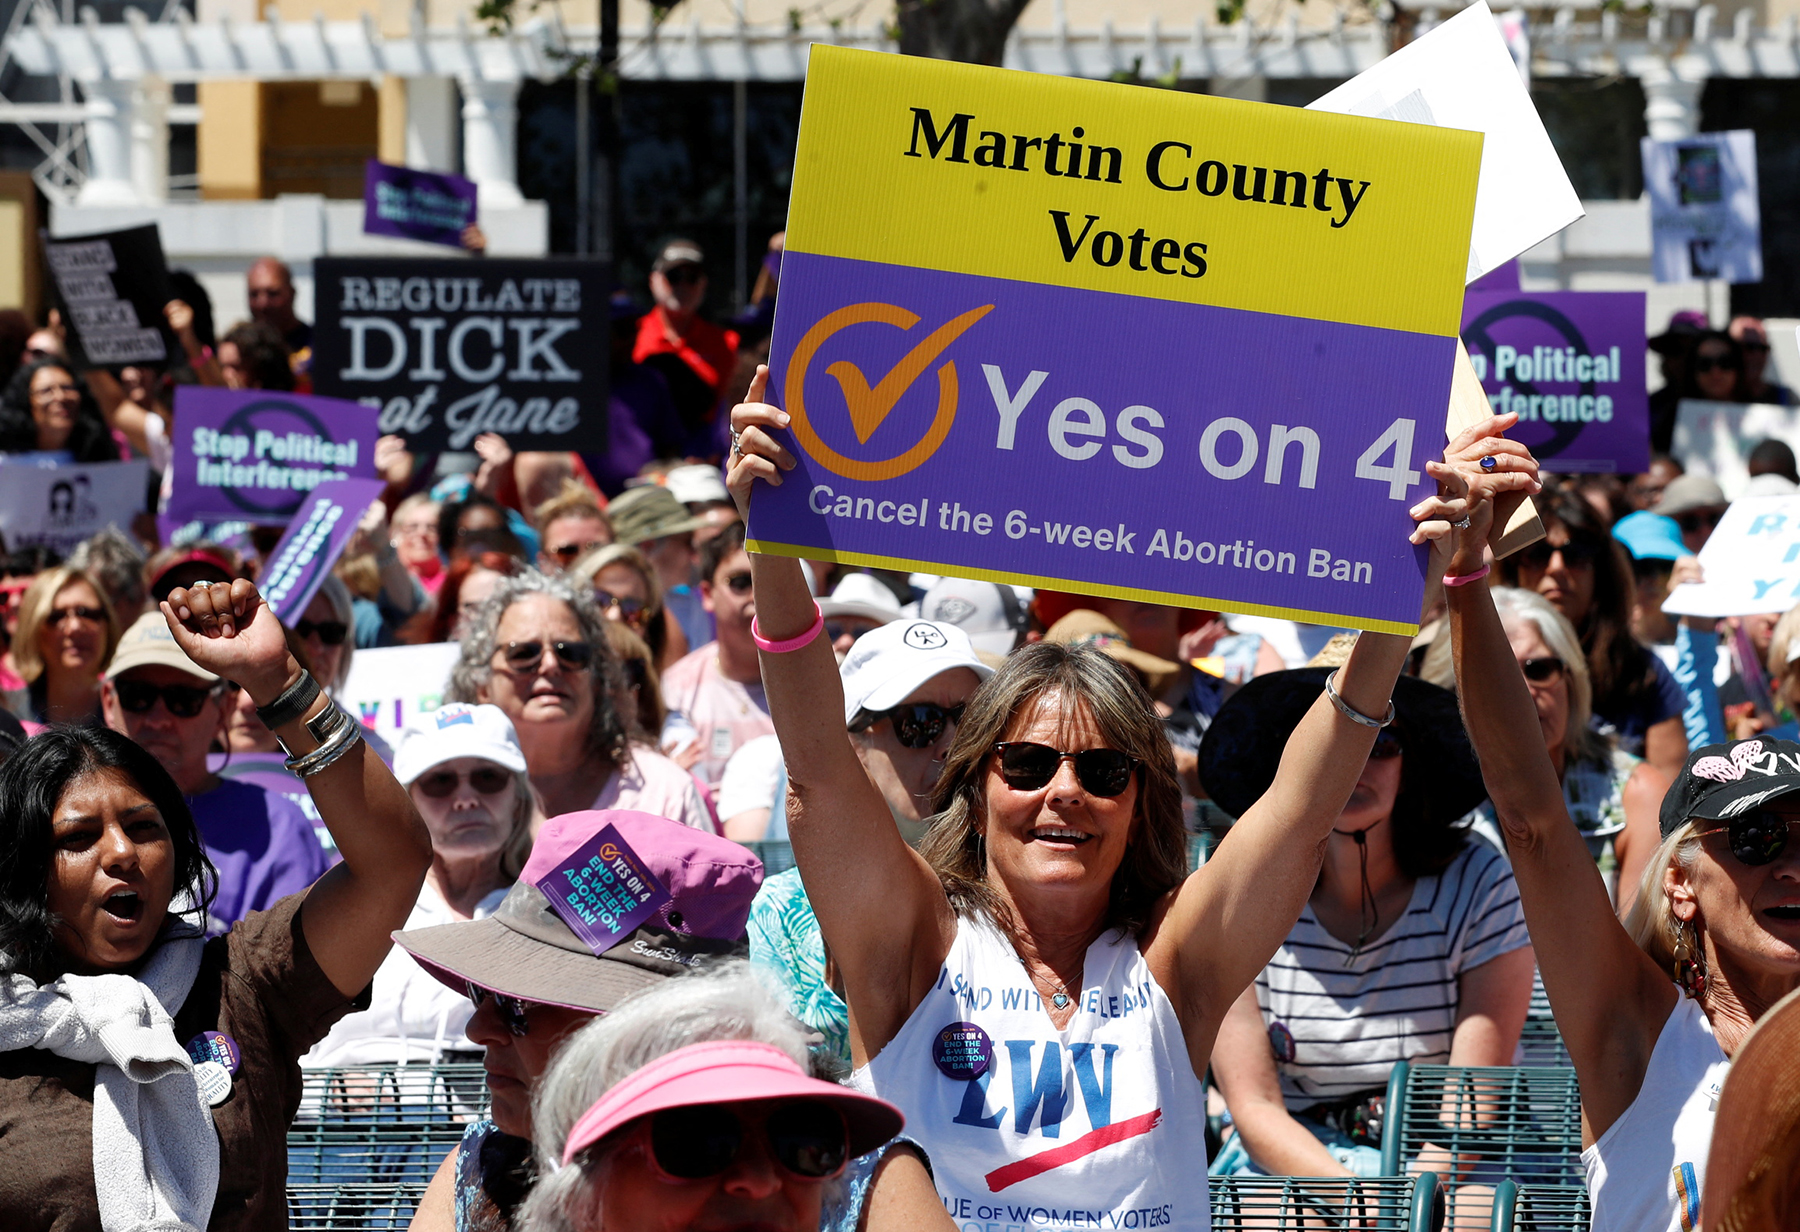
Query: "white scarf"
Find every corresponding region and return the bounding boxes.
[0,920,219,1232]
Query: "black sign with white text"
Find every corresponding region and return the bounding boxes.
[41,224,176,370]
[310,257,609,453]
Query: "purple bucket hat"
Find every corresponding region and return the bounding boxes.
[394,810,763,1013]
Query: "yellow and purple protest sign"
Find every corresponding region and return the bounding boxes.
[745,47,1481,634]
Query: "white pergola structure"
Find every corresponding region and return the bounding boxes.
[3,5,567,206]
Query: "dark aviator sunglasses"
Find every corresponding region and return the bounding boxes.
[851,702,964,749]
[993,742,1141,797]
[645,1102,847,1181]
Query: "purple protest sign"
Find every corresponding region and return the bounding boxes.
[259,477,387,624]
[1468,260,1520,292]
[1460,290,1649,475]
[363,160,479,249]
[746,253,1448,635]
[536,823,673,956]
[167,387,379,526]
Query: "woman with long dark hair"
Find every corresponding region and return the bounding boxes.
[1203,644,1533,1179]
[1498,478,1688,779]
[0,358,120,462]
[0,577,429,1230]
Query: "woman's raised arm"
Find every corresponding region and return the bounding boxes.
[726,368,955,1058]
[162,579,432,997]
[1154,417,1539,1059]
[1445,460,1675,1137]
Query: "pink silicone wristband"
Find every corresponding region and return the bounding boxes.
[1442,564,1491,588]
[752,605,825,654]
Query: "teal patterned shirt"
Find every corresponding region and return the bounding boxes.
[746,867,850,1065]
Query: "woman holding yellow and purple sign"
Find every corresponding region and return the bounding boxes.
[726,367,1540,1227]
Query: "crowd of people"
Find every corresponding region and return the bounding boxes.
[0,241,1796,1232]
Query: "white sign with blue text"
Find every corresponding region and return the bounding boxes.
[1664,495,1800,618]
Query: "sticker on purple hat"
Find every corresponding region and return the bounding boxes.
[535,823,674,957]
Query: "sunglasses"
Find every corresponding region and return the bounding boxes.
[1676,510,1723,534]
[993,741,1140,797]
[1694,812,1800,867]
[825,620,876,647]
[498,640,594,672]
[293,618,349,646]
[662,266,704,287]
[596,590,647,619]
[552,541,607,564]
[417,765,514,798]
[50,605,105,627]
[1521,656,1565,684]
[1519,536,1601,570]
[466,982,533,1036]
[646,1102,847,1181]
[116,679,219,719]
[852,702,965,749]
[1693,355,1741,373]
[723,572,753,595]
[1368,729,1403,761]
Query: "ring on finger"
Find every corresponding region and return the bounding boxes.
[729,429,742,457]
[1454,516,1472,529]
[1479,456,1498,472]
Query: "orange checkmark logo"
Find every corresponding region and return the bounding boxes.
[785,301,994,481]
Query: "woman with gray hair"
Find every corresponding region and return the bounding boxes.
[1483,587,1670,908]
[1450,491,1800,1232]
[446,569,710,829]
[522,962,950,1232]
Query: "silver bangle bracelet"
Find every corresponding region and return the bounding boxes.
[1323,668,1395,730]
[284,703,363,777]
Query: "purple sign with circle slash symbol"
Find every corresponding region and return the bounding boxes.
[932,1021,993,1081]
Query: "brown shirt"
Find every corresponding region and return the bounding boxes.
[0,893,367,1231]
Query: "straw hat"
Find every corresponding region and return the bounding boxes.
[1044,609,1182,695]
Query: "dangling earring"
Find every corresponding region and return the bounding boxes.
[1672,919,1708,1000]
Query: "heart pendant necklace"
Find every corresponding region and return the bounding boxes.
[1048,978,1073,1011]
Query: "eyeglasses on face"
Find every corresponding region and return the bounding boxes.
[49,605,105,627]
[646,1102,848,1181]
[1519,536,1601,571]
[465,981,533,1036]
[551,540,607,563]
[498,640,595,672]
[417,765,515,798]
[993,741,1140,797]
[851,702,965,749]
[662,265,704,287]
[1520,656,1565,684]
[722,572,753,595]
[116,679,219,719]
[392,521,437,539]
[1693,811,1800,867]
[1367,729,1403,761]
[596,590,647,619]
[31,382,79,401]
[293,618,349,646]
[1676,510,1723,534]
[1693,354,1742,374]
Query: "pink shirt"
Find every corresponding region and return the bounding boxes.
[596,744,716,833]
[660,642,774,791]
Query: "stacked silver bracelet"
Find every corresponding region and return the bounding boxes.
[282,700,364,778]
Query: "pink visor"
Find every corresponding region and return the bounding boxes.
[562,1040,903,1166]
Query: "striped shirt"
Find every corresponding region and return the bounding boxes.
[1254,840,1529,1110]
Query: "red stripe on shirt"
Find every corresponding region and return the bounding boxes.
[983,1109,1164,1192]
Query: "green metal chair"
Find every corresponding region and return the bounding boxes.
[288,1062,489,1186]
[287,1182,427,1229]
[1209,1173,1444,1231]
[1379,1064,1583,1229]
[1487,1182,1592,1231]
[744,840,796,875]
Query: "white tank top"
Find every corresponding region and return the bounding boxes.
[1582,996,1730,1232]
[850,916,1211,1231]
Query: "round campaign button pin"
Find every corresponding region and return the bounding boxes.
[931,1022,992,1081]
[193,1060,233,1107]
[186,1031,241,1076]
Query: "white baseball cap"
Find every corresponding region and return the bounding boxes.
[821,571,905,627]
[920,577,1029,655]
[839,619,993,726]
[393,702,529,787]
[664,464,731,507]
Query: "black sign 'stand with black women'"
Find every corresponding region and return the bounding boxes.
[41,224,178,370]
[311,257,610,454]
